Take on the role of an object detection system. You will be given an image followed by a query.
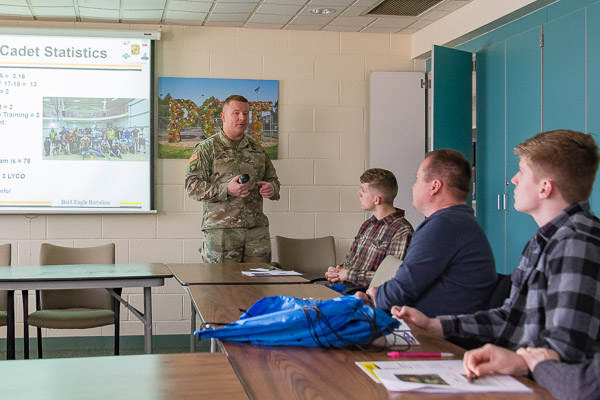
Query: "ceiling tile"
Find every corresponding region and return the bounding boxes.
[264,0,305,4]
[244,22,285,29]
[399,27,419,34]
[421,9,451,20]
[204,20,244,26]
[369,17,414,28]
[213,3,256,13]
[328,15,375,27]
[308,0,355,7]
[283,24,324,30]
[299,7,342,17]
[436,0,471,12]
[208,12,249,22]
[257,3,303,15]
[169,1,212,13]
[340,6,369,17]
[0,0,28,5]
[122,9,164,19]
[289,14,335,25]
[166,10,207,20]
[407,18,435,29]
[0,5,30,15]
[121,0,167,9]
[322,24,361,32]
[30,0,71,5]
[361,26,399,33]
[353,0,380,7]
[79,8,120,19]
[250,13,291,24]
[77,0,120,7]
[165,18,205,25]
[32,7,76,17]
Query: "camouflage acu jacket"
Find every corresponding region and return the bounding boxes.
[185,130,280,229]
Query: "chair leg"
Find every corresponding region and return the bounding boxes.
[114,296,120,356]
[37,327,43,359]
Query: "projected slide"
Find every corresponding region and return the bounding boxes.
[0,33,152,213]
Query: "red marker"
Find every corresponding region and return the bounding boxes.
[387,352,454,358]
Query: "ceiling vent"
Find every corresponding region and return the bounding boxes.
[365,0,445,17]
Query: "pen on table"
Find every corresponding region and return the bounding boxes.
[466,374,479,384]
[387,352,454,358]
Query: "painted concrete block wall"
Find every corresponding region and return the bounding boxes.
[0,20,420,339]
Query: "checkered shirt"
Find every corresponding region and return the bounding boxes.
[440,201,600,362]
[343,208,413,286]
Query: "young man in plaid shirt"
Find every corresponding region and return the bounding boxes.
[397,130,600,363]
[324,168,413,289]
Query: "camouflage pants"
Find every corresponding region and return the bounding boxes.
[201,226,271,263]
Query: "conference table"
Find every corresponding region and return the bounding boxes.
[167,262,310,351]
[1,352,248,399]
[0,263,172,360]
[186,277,554,400]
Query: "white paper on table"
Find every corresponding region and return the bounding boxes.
[370,360,532,393]
[241,269,303,276]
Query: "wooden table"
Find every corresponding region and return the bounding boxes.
[0,263,172,359]
[187,283,339,325]
[0,352,248,399]
[167,262,309,285]
[188,281,553,399]
[168,262,311,351]
[221,328,554,400]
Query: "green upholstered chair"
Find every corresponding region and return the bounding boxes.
[0,243,11,329]
[274,236,336,281]
[25,243,119,358]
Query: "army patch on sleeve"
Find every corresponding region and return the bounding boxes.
[189,152,199,163]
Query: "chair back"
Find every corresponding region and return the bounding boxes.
[39,243,115,310]
[0,243,11,313]
[488,273,512,309]
[368,255,402,289]
[275,236,336,280]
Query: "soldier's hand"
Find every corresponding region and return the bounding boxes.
[258,181,274,198]
[228,175,250,198]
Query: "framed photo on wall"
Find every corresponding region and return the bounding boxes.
[157,77,279,159]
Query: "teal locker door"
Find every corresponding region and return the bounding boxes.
[588,2,600,211]
[543,8,586,131]
[505,27,543,273]
[475,42,507,273]
[431,45,473,162]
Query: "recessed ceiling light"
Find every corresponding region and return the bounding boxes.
[309,8,336,15]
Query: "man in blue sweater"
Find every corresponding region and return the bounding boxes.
[357,149,496,317]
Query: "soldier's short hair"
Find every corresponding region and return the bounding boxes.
[223,95,249,109]
[360,168,398,205]
[514,129,600,203]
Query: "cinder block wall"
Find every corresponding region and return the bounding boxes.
[0,21,422,339]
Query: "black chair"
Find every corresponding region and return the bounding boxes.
[488,273,512,309]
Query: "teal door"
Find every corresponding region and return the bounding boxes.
[505,27,543,272]
[431,45,473,162]
[587,3,600,211]
[543,8,586,132]
[475,42,507,273]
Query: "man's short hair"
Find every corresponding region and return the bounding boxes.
[223,95,249,109]
[424,149,471,202]
[514,129,600,203]
[360,168,398,204]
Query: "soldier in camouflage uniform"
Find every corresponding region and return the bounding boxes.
[185,95,280,263]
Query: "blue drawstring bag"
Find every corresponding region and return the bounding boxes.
[195,295,399,347]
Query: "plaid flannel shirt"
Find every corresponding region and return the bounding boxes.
[343,208,413,286]
[440,201,600,362]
